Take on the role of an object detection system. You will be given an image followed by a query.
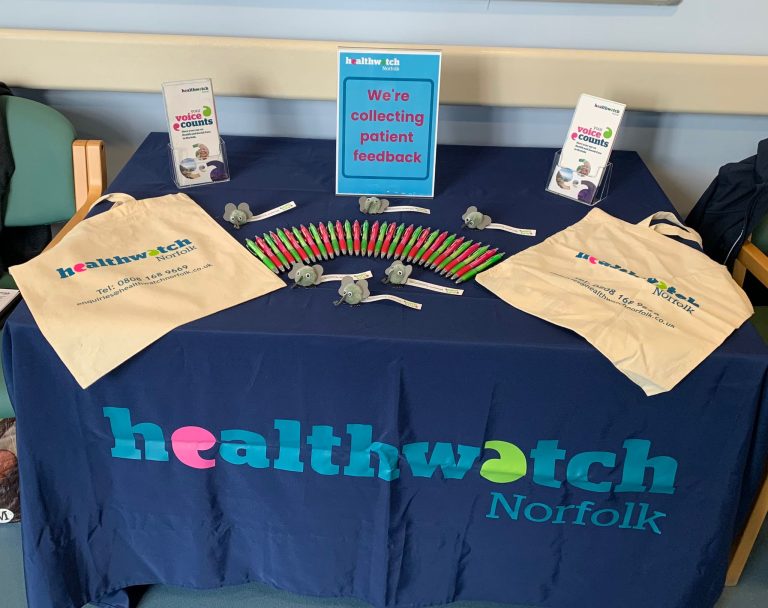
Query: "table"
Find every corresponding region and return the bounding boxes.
[4,133,768,608]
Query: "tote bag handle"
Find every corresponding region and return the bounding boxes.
[637,212,703,247]
[91,192,139,209]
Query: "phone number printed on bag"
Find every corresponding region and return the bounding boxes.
[80,263,212,306]
[564,275,676,329]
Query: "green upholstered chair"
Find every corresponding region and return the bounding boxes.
[0,96,106,419]
[727,215,768,585]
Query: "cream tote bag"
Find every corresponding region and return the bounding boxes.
[476,208,753,396]
[10,193,285,388]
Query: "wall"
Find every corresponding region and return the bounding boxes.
[4,0,768,214]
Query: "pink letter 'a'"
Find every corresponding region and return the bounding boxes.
[171,426,217,469]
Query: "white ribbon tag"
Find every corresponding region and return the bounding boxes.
[247,201,297,222]
[486,222,536,237]
[383,206,431,214]
[362,294,423,310]
[405,278,463,296]
[320,271,373,282]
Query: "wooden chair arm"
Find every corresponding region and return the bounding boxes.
[49,140,107,251]
[733,241,768,289]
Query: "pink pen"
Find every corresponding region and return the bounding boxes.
[336,220,347,254]
[367,221,380,256]
[420,231,448,265]
[441,242,481,275]
[407,228,431,262]
[318,223,335,259]
[300,225,322,260]
[285,230,309,263]
[431,236,464,269]
[380,222,397,258]
[353,220,361,256]
[255,237,283,271]
[270,231,296,265]
[454,248,498,279]
[394,224,415,259]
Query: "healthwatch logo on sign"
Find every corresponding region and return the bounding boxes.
[336,48,442,197]
[346,56,400,68]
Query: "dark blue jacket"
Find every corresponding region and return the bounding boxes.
[687,139,768,266]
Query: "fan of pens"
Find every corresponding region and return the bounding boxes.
[244,220,505,284]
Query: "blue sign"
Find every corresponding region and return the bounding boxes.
[336,49,442,198]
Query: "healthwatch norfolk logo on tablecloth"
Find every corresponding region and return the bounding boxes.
[336,48,442,198]
[103,407,677,535]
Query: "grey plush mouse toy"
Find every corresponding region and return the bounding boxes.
[288,262,324,288]
[382,261,413,285]
[462,205,492,230]
[359,196,390,214]
[223,202,253,229]
[334,277,370,306]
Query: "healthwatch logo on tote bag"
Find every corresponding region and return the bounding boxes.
[103,407,678,535]
[56,238,195,278]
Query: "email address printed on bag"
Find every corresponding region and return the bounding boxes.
[555,274,676,329]
[76,263,212,306]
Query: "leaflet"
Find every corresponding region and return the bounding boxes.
[0,289,20,317]
[547,94,625,205]
[162,78,228,187]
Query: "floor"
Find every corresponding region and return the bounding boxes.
[1,521,766,608]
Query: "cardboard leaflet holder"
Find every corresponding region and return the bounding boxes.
[162,78,230,188]
[546,94,625,206]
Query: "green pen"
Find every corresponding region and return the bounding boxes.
[399,226,423,260]
[414,230,439,264]
[447,245,489,278]
[276,228,299,264]
[437,240,473,272]
[426,233,456,268]
[457,252,506,283]
[374,221,388,257]
[309,223,326,260]
[245,238,279,274]
[264,233,289,270]
[292,226,316,262]
[327,222,340,256]
[361,220,370,254]
[344,220,354,253]
[387,223,405,259]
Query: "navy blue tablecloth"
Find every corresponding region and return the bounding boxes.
[4,133,768,608]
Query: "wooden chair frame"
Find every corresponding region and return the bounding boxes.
[46,139,106,251]
[726,239,768,585]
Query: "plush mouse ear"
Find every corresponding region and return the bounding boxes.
[359,196,368,204]
[384,265,394,276]
[223,203,236,217]
[311,265,324,283]
[358,279,370,300]
[288,263,301,279]
[403,265,413,280]
[340,276,354,288]
[463,205,477,219]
